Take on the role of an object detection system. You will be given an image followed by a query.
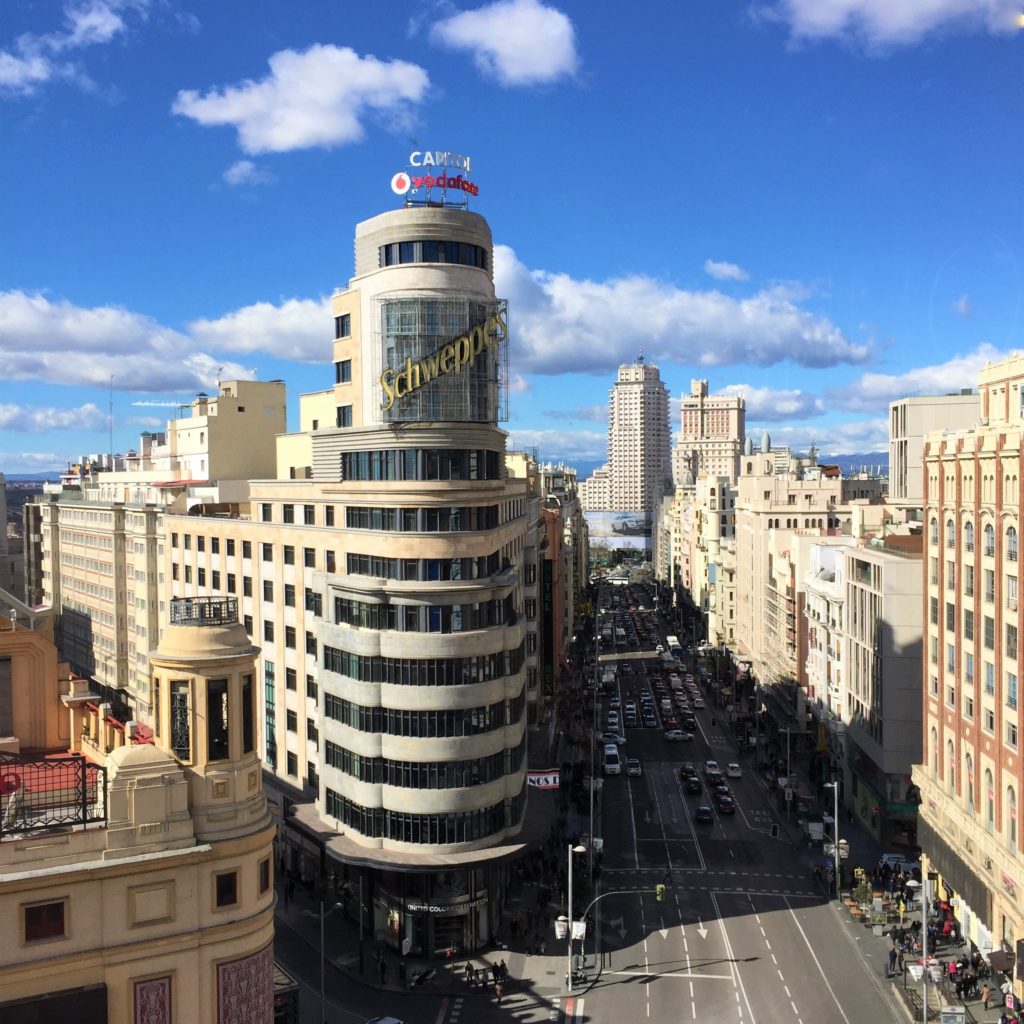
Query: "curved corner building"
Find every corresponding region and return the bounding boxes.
[311,203,529,956]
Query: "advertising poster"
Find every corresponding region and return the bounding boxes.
[586,510,653,552]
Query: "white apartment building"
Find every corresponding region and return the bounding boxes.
[672,378,745,486]
[888,390,979,517]
[578,464,611,512]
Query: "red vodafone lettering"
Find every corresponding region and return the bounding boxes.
[411,174,479,196]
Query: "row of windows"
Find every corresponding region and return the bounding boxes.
[345,505,500,533]
[931,518,1019,561]
[324,735,526,788]
[340,448,503,482]
[346,551,503,582]
[323,691,525,737]
[321,642,525,686]
[379,239,488,270]
[170,534,325,566]
[324,786,526,844]
[333,594,514,633]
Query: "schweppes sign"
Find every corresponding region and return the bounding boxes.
[380,307,507,412]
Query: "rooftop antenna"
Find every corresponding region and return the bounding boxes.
[109,374,114,456]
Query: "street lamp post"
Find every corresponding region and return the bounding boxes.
[907,877,930,1022]
[824,780,840,900]
[589,611,601,878]
[565,843,587,992]
[304,899,343,1024]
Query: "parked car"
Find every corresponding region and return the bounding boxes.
[695,805,714,824]
[598,731,626,745]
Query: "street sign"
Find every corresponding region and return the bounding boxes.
[784,787,793,802]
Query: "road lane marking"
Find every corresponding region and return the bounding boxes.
[711,891,755,1023]
[608,970,734,980]
[783,896,853,1024]
[434,997,449,1024]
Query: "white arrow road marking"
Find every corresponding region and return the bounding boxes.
[696,917,708,939]
[609,915,628,939]
[659,917,668,939]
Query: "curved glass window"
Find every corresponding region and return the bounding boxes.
[342,448,502,482]
[380,239,488,270]
[322,642,525,686]
[323,691,526,737]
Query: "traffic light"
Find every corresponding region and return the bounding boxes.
[770,824,779,838]
[656,884,666,902]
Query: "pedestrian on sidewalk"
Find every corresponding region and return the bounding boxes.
[495,979,505,1004]
[981,982,990,1010]
[888,947,897,976]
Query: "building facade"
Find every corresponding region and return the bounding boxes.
[672,378,745,487]
[915,354,1024,981]
[0,596,276,1023]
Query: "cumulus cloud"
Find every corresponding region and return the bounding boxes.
[827,343,1004,412]
[125,414,165,428]
[952,293,973,318]
[0,402,107,432]
[508,372,531,393]
[704,259,749,282]
[223,159,276,186]
[0,290,253,392]
[719,384,826,421]
[431,0,579,86]
[545,404,608,423]
[494,245,871,376]
[188,297,331,362]
[0,0,144,98]
[0,451,73,474]
[172,45,430,154]
[756,0,1022,48]
[505,428,606,462]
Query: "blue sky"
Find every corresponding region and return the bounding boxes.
[1,0,1022,475]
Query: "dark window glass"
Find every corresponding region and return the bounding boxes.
[216,871,238,907]
[207,678,229,761]
[242,674,254,753]
[24,902,65,942]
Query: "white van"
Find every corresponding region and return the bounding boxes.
[604,744,621,775]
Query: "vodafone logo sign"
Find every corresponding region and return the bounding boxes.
[391,172,411,195]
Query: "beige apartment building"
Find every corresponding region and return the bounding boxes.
[915,353,1024,978]
[0,596,276,1023]
[28,382,286,719]
[672,378,745,487]
[165,201,540,957]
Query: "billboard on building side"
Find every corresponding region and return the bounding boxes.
[586,510,653,551]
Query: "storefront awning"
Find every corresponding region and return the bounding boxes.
[988,948,1014,973]
[918,817,993,925]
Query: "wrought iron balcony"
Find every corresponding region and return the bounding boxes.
[169,595,238,627]
[0,752,107,840]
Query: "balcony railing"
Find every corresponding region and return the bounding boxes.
[0,752,107,840]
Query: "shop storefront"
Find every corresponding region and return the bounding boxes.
[328,859,508,959]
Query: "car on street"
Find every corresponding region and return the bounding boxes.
[727,763,743,778]
[662,716,679,730]
[626,757,642,777]
[609,696,621,710]
[695,805,714,824]
[713,783,732,799]
[704,760,720,775]
[624,715,638,729]
[621,662,632,674]
[679,761,698,777]
[664,729,693,742]
[681,715,697,731]
[642,715,658,728]
[707,771,724,788]
[693,697,705,708]
[598,731,626,745]
[684,776,703,794]
[715,794,736,814]
[879,853,920,874]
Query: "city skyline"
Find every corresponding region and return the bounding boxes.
[2,0,1022,474]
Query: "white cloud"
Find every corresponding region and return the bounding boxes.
[827,343,1005,412]
[188,297,331,362]
[719,384,826,421]
[0,402,107,432]
[505,427,606,461]
[0,290,253,392]
[0,451,72,474]
[704,259,750,282]
[757,0,1022,47]
[952,293,973,318]
[509,372,531,393]
[172,45,430,154]
[223,159,276,186]
[0,1,143,98]
[494,245,871,376]
[431,0,579,86]
[125,414,165,428]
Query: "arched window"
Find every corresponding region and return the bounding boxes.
[930,518,939,546]
[965,522,975,553]
[947,740,955,794]
[931,727,938,779]
[985,524,996,556]
[986,769,995,831]
[1008,527,1018,562]
[1009,786,1018,853]
[966,754,975,812]
[947,519,956,548]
